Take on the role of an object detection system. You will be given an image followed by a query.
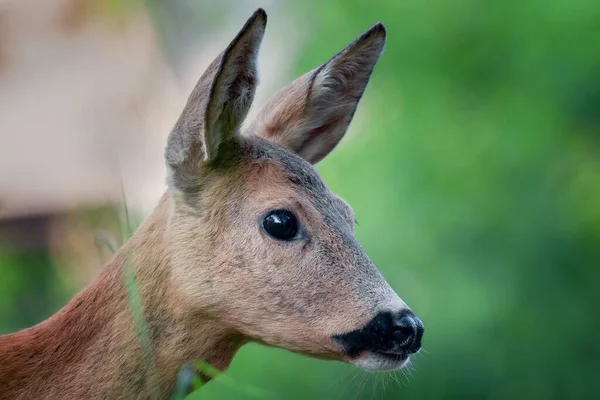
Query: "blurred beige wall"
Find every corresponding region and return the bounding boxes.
[0,0,300,220]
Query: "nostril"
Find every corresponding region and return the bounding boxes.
[393,315,416,340]
[392,313,424,354]
[393,316,416,334]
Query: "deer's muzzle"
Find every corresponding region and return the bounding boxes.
[332,310,424,369]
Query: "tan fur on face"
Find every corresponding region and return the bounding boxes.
[0,9,411,399]
[166,136,404,360]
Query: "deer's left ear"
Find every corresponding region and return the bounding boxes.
[247,23,386,164]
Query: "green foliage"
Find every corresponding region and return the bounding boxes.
[0,248,69,334]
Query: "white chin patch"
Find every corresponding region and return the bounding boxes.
[352,353,410,372]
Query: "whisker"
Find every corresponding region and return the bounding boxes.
[388,370,403,386]
[329,366,352,388]
[369,375,377,400]
[338,368,359,400]
[407,360,418,377]
[400,368,413,385]
[353,372,369,400]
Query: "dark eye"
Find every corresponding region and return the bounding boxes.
[262,209,298,241]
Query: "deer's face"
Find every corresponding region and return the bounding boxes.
[165,9,423,372]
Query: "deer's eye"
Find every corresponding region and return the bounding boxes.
[262,209,298,241]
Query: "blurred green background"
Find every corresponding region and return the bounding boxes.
[1,0,599,399]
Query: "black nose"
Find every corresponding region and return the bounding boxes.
[392,312,424,354]
[333,310,424,358]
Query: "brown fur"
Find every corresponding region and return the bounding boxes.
[0,9,410,399]
[0,198,241,399]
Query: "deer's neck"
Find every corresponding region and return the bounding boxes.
[0,195,241,400]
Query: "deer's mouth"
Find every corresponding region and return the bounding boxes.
[349,350,410,371]
[333,348,410,372]
[372,350,408,362]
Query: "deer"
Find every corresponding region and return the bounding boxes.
[0,8,424,400]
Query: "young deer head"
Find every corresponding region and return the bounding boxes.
[0,8,425,400]
[165,8,423,372]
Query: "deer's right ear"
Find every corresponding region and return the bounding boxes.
[165,9,266,190]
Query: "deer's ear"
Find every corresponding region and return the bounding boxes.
[165,9,266,188]
[247,23,385,165]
